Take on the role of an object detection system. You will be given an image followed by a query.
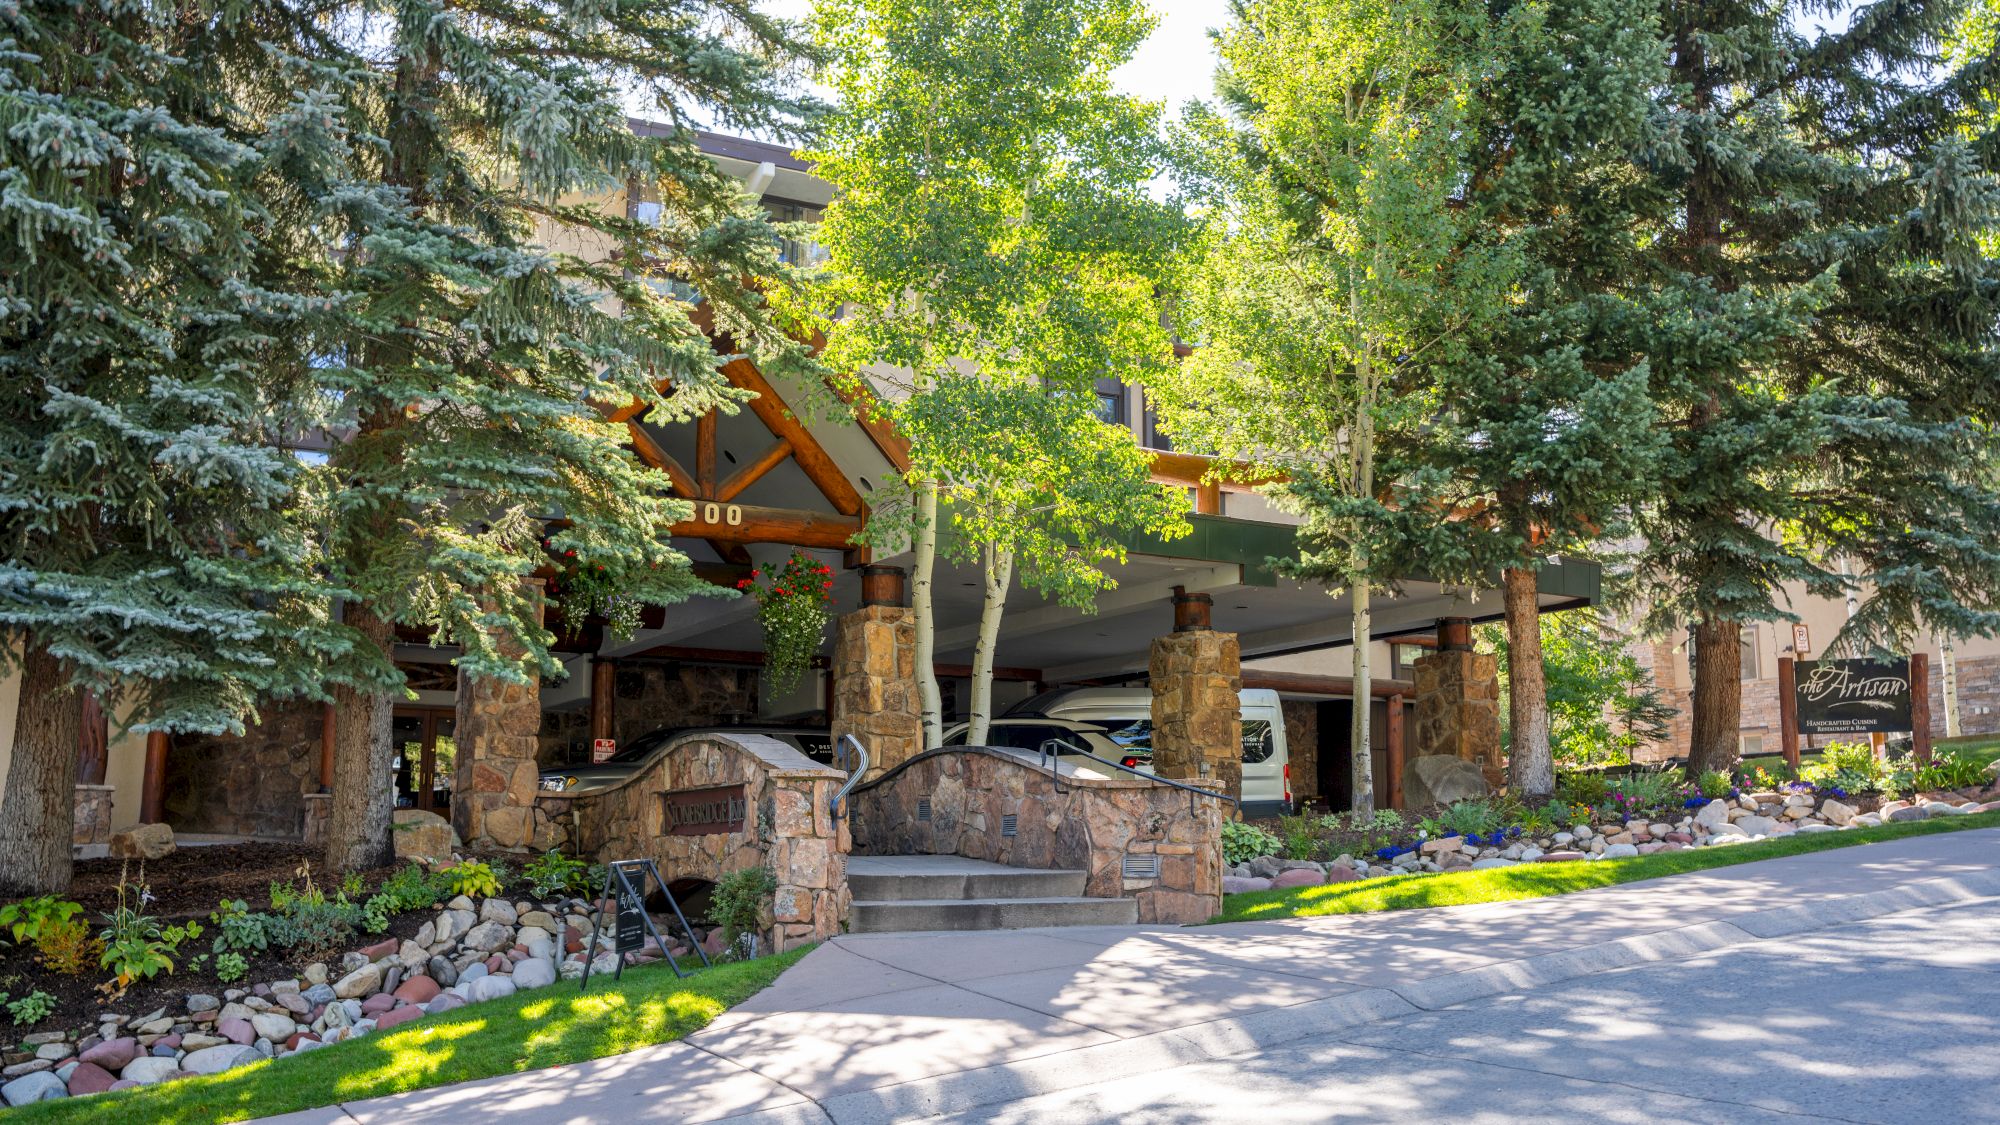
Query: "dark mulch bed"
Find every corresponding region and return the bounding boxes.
[71,843,395,923]
[0,844,476,1038]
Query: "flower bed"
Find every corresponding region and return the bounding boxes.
[0,848,766,1109]
[1226,752,2000,893]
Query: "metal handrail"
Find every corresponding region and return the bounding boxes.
[829,733,870,822]
[1036,738,1238,811]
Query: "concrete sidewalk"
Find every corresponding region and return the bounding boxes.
[265,829,2000,1125]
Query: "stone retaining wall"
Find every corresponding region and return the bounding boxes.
[849,746,1224,924]
[72,784,114,857]
[161,699,322,838]
[536,733,849,951]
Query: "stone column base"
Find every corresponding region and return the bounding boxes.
[830,605,922,781]
[73,783,115,860]
[1149,630,1244,803]
[302,792,332,849]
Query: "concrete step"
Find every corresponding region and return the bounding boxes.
[848,895,1140,933]
[848,865,1088,903]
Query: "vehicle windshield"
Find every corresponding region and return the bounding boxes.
[1088,718,1272,763]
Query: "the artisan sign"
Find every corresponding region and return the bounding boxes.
[659,784,747,836]
[1794,658,1914,735]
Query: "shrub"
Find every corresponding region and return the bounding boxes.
[1903,749,1989,792]
[4,991,54,1026]
[1276,815,1318,860]
[1604,768,1685,818]
[1556,771,1610,809]
[1221,820,1282,866]
[1438,799,1503,839]
[377,863,451,913]
[215,951,248,983]
[1697,770,1734,799]
[0,897,82,947]
[99,872,173,991]
[443,860,502,899]
[1802,741,1894,795]
[209,899,271,955]
[525,850,589,899]
[710,866,777,956]
[33,918,96,976]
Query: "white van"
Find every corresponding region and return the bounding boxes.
[1001,687,1292,818]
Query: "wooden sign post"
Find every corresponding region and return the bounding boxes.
[1776,657,1801,769]
[1910,651,1932,766]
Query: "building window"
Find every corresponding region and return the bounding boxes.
[1741,732,1764,757]
[1093,377,1126,427]
[1740,627,1758,680]
[1391,644,1422,680]
[1139,390,1172,451]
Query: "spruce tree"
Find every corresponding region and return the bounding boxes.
[1373,0,1671,798]
[292,1,820,869]
[0,0,352,892]
[1625,0,2000,778]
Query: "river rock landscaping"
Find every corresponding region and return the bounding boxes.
[0,839,751,1110]
[1225,749,2000,894]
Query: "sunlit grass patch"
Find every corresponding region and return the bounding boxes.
[13,950,807,1125]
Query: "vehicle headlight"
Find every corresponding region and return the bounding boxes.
[564,776,578,790]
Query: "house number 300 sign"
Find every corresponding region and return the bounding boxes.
[694,502,744,526]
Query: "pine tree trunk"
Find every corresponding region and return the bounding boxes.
[911,480,943,746]
[965,547,1012,747]
[0,640,80,895]
[1502,566,1555,798]
[1350,583,1374,816]
[1687,616,1743,779]
[325,605,396,873]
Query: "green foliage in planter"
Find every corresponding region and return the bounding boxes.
[215,952,248,984]
[443,861,503,900]
[711,867,777,954]
[3,991,55,1026]
[525,850,590,899]
[1221,820,1282,866]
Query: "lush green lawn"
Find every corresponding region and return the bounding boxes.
[1214,809,2000,924]
[15,950,808,1125]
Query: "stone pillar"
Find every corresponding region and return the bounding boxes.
[73,784,115,858]
[302,792,332,849]
[1149,588,1243,803]
[830,566,922,781]
[453,579,546,850]
[1408,617,1502,788]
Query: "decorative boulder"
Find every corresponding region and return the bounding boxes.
[64,1063,116,1097]
[467,975,517,1004]
[181,1044,262,1077]
[77,1038,138,1072]
[1694,799,1732,831]
[1,1071,66,1106]
[391,809,458,864]
[1820,799,1858,826]
[511,959,557,991]
[1221,876,1272,894]
[332,963,382,1000]
[109,822,175,861]
[118,1057,181,1085]
[1402,755,1492,809]
[462,921,515,952]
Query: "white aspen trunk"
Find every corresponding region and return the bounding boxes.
[912,479,944,747]
[1351,583,1375,815]
[966,545,1012,747]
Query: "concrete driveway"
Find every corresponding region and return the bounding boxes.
[265,829,2000,1124]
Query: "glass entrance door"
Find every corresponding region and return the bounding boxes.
[392,709,456,812]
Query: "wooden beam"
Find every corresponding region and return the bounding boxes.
[141,731,169,823]
[606,397,651,424]
[671,502,865,549]
[1777,656,1801,769]
[320,703,335,790]
[591,659,617,745]
[1195,480,1222,515]
[76,691,108,785]
[1386,694,1406,809]
[627,421,697,495]
[1238,671,1416,700]
[695,408,718,496]
[717,438,792,502]
[719,358,865,516]
[933,663,1043,682]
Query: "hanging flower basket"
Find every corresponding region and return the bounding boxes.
[543,540,644,639]
[739,551,834,696]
